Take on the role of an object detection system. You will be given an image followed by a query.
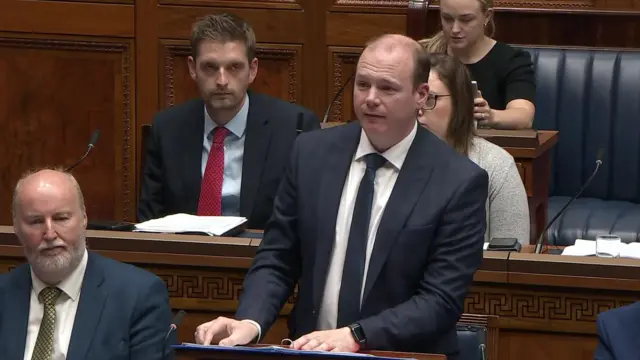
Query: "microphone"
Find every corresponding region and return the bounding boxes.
[533,147,604,254]
[161,310,186,360]
[296,112,303,135]
[66,130,100,172]
[322,73,355,124]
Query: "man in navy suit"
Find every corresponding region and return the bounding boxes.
[594,302,640,359]
[138,13,320,228]
[0,168,172,360]
[194,34,488,359]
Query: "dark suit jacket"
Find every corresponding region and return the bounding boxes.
[235,122,488,357]
[0,251,173,360]
[138,91,321,228]
[594,302,640,360]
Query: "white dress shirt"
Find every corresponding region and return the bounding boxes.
[244,123,417,340]
[317,122,417,330]
[202,93,249,216]
[24,249,88,360]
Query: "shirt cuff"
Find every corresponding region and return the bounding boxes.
[240,319,262,344]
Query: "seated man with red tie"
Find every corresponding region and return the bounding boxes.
[0,168,173,360]
[138,13,320,228]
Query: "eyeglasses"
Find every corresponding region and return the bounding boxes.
[424,93,451,110]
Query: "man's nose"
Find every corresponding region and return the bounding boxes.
[365,88,380,107]
[43,219,57,241]
[216,69,229,87]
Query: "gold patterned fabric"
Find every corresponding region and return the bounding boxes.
[30,287,62,360]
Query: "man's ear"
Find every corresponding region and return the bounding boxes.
[248,57,259,84]
[187,56,197,81]
[416,82,429,109]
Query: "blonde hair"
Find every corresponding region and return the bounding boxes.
[419,0,496,54]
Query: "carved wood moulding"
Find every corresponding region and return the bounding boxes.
[159,0,300,8]
[255,45,300,103]
[330,50,360,122]
[155,272,297,307]
[334,0,596,9]
[162,42,300,107]
[0,37,133,219]
[465,287,637,323]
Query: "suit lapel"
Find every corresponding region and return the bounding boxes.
[67,252,107,360]
[1,264,31,360]
[362,127,436,302]
[312,122,362,310]
[182,100,206,213]
[240,93,271,218]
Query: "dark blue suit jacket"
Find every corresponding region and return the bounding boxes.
[138,91,321,228]
[594,302,640,360]
[235,122,488,357]
[0,251,172,360]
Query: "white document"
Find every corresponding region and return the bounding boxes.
[134,213,247,236]
[562,239,640,259]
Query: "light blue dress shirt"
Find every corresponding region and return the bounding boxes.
[202,94,249,216]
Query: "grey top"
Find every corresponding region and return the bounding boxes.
[468,137,530,245]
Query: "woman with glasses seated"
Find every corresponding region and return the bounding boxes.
[419,53,530,245]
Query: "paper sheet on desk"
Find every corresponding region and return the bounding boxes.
[172,343,417,360]
[133,213,247,236]
[562,239,640,259]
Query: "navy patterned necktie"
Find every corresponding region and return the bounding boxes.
[337,153,387,328]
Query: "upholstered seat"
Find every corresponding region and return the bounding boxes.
[517,46,640,245]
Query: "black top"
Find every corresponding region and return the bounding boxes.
[465,42,536,110]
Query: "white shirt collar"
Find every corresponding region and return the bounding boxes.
[354,121,418,171]
[203,93,250,140]
[30,248,88,302]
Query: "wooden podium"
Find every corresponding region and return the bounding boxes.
[174,345,445,360]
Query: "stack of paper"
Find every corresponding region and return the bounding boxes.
[562,239,640,259]
[134,213,247,236]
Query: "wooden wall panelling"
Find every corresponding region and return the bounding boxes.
[327,47,360,123]
[2,0,640,225]
[136,0,160,207]
[159,41,303,109]
[0,33,136,223]
[0,0,134,37]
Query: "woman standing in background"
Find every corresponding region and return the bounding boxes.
[420,0,536,129]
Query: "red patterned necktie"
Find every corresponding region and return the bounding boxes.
[198,126,229,216]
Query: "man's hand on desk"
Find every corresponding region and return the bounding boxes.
[194,316,259,346]
[292,327,359,353]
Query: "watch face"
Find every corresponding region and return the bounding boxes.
[350,324,365,343]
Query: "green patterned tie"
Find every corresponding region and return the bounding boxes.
[31,287,62,360]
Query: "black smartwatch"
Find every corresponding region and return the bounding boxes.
[348,323,366,348]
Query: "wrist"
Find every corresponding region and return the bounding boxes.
[347,323,366,351]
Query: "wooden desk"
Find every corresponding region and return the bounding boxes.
[1,228,635,360]
[479,130,558,244]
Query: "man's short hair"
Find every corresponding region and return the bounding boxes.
[363,34,431,89]
[12,166,86,221]
[190,13,257,62]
